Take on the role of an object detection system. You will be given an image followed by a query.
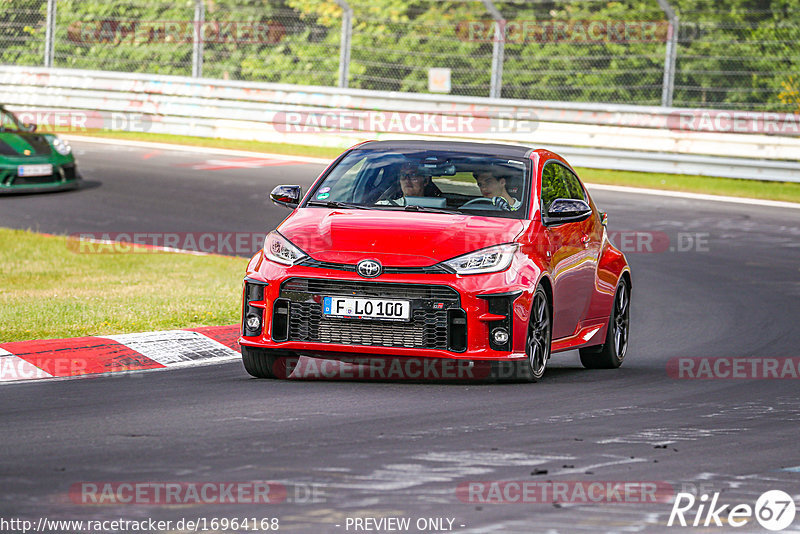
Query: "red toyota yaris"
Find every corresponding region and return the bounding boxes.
[240,140,631,381]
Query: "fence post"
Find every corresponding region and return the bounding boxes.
[44,0,56,67]
[192,0,205,78]
[335,0,353,88]
[482,0,505,99]
[656,0,678,107]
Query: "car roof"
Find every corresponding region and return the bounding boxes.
[357,140,535,158]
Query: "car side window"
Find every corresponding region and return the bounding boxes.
[0,110,19,132]
[540,162,561,215]
[559,166,586,202]
[542,161,586,215]
[541,161,588,217]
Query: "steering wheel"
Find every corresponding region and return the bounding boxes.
[460,197,500,209]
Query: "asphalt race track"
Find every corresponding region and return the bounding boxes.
[1,140,799,533]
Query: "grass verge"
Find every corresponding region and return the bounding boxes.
[0,228,243,343]
[71,130,800,204]
[72,129,345,160]
[577,167,800,204]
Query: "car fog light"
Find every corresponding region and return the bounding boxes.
[246,314,261,330]
[492,328,509,345]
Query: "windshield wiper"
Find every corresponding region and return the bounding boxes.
[306,200,377,210]
[307,200,456,214]
[402,204,459,215]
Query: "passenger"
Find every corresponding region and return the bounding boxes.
[473,169,521,210]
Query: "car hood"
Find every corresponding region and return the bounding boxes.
[0,132,53,157]
[278,208,526,266]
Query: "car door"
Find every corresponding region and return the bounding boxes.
[540,161,599,339]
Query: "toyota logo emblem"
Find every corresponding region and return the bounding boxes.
[356,259,382,278]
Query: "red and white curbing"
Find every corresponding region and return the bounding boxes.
[0,325,241,383]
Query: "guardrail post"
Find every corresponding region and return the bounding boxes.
[656,0,678,107]
[482,0,505,99]
[335,0,353,88]
[192,0,205,78]
[44,0,56,67]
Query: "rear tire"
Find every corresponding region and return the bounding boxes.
[241,345,279,379]
[579,279,630,369]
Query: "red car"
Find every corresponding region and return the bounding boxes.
[240,141,631,381]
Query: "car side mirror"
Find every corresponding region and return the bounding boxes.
[270,185,302,209]
[22,122,36,132]
[543,198,593,225]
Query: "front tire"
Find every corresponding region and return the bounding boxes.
[518,286,551,382]
[579,278,630,369]
[241,345,279,378]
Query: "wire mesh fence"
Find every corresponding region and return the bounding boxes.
[1,0,799,111]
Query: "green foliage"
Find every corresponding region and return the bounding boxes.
[0,0,46,66]
[2,0,799,110]
[779,75,800,112]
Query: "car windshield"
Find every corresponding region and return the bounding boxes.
[0,108,23,133]
[306,148,529,219]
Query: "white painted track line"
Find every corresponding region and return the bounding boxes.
[65,135,800,209]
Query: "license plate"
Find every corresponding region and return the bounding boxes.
[18,164,53,177]
[323,296,411,321]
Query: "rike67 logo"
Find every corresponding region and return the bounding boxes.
[668,490,796,531]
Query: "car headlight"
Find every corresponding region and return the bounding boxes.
[263,231,307,265]
[51,137,72,156]
[441,243,518,275]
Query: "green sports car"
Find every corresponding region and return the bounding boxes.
[0,105,80,193]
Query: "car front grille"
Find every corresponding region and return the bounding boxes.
[281,278,458,300]
[12,174,56,185]
[289,302,449,348]
[277,278,465,351]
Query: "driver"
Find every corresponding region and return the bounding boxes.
[378,162,439,206]
[473,169,521,211]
